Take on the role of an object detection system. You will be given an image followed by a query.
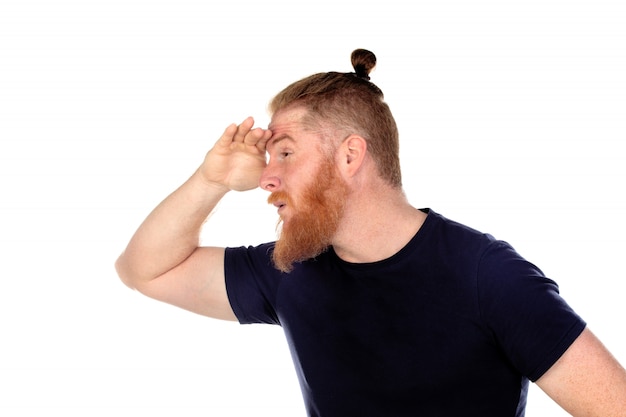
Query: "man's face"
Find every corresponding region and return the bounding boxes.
[262,108,349,272]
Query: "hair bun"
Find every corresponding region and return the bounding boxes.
[351,49,376,80]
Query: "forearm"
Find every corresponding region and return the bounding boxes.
[116,117,270,290]
[115,170,229,288]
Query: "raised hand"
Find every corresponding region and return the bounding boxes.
[199,117,272,192]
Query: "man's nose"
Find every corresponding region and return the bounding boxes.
[259,164,281,192]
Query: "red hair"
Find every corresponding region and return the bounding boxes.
[269,49,402,187]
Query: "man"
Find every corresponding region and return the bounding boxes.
[115,49,626,416]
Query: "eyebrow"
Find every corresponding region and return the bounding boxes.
[267,134,294,150]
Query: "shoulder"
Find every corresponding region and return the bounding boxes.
[224,242,282,289]
[421,209,501,269]
[223,242,283,324]
[424,209,494,245]
[225,242,276,264]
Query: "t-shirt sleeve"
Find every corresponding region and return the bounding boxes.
[477,241,586,382]
[224,244,282,325]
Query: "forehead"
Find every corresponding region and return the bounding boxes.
[267,107,311,148]
[268,107,307,132]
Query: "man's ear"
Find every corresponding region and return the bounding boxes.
[339,135,367,178]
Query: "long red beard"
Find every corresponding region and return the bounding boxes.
[267,158,348,273]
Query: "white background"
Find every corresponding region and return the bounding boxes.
[1,0,625,416]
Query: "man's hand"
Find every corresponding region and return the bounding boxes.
[115,117,271,319]
[199,117,272,192]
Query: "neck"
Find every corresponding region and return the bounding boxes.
[331,183,426,264]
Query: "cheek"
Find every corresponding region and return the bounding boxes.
[284,161,318,187]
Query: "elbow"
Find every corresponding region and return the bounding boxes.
[114,253,138,290]
[114,252,158,293]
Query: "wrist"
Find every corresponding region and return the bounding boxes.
[191,169,231,196]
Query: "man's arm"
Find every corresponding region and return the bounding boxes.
[536,327,626,416]
[114,117,271,320]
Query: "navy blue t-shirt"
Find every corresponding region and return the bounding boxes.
[224,209,586,417]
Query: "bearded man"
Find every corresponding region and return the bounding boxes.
[115,50,626,416]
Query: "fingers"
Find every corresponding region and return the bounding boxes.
[233,117,255,143]
[218,117,271,152]
[250,127,272,153]
[217,122,239,146]
[260,129,273,151]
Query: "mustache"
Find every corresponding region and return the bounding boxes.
[267,191,293,206]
